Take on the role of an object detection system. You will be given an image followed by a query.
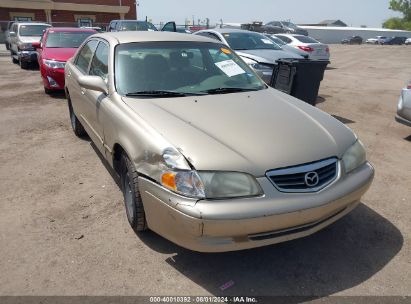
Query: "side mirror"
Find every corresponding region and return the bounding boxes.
[9,31,16,37]
[32,42,41,49]
[78,75,108,95]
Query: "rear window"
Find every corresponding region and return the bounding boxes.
[46,31,94,48]
[294,35,319,44]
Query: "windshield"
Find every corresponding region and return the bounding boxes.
[294,35,319,44]
[115,41,266,96]
[46,31,94,48]
[120,21,158,31]
[222,32,282,50]
[265,35,286,46]
[19,24,50,36]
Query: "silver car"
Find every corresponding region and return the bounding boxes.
[9,22,51,68]
[65,32,374,252]
[396,81,411,127]
[195,28,303,84]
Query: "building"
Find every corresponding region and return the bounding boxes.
[0,0,136,26]
[300,19,348,27]
[300,26,411,44]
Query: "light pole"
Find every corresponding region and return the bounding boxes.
[135,1,139,20]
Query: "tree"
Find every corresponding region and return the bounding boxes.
[389,0,411,20]
[384,0,411,30]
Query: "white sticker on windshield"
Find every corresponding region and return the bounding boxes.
[215,60,246,77]
[261,38,274,44]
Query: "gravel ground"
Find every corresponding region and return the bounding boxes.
[0,44,410,298]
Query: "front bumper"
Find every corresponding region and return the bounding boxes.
[18,50,37,62]
[42,67,65,90]
[139,162,374,252]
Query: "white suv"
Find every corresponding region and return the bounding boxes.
[9,22,51,69]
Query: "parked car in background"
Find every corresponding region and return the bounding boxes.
[405,38,411,45]
[275,34,330,61]
[396,80,411,127]
[107,20,176,32]
[65,31,374,252]
[264,34,309,58]
[341,36,363,45]
[81,26,104,33]
[381,37,407,45]
[176,27,192,34]
[195,28,303,83]
[365,36,387,44]
[4,21,15,50]
[34,27,96,94]
[9,22,51,69]
[261,21,308,35]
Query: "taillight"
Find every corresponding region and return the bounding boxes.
[407,81,411,89]
[297,46,314,52]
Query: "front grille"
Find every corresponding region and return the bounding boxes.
[266,158,338,193]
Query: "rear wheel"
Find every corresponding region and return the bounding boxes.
[120,153,147,232]
[68,99,87,137]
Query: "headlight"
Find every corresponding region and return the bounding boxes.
[18,43,34,51]
[342,140,366,174]
[242,57,274,83]
[161,170,263,199]
[43,59,66,69]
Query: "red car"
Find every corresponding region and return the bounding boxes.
[34,27,96,94]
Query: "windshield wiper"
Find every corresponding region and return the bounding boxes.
[125,90,205,97]
[201,87,261,95]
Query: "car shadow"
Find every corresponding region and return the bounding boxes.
[47,90,66,100]
[332,115,356,124]
[404,135,411,142]
[316,96,326,104]
[139,204,403,297]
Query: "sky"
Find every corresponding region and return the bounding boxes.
[136,0,402,28]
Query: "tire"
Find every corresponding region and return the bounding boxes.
[19,56,28,69]
[5,43,9,50]
[120,153,147,232]
[11,51,18,64]
[68,99,87,137]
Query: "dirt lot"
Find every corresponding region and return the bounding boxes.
[0,44,410,298]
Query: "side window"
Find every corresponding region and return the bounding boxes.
[75,40,98,74]
[116,22,122,31]
[209,33,221,41]
[89,41,109,81]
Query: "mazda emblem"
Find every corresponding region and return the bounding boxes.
[305,171,320,187]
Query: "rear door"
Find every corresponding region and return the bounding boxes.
[82,40,110,154]
[67,39,99,142]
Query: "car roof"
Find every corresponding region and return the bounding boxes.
[205,28,257,34]
[93,31,218,44]
[46,27,96,33]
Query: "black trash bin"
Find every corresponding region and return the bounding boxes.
[271,59,329,106]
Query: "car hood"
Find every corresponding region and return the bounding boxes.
[122,89,356,176]
[237,49,303,65]
[42,47,77,62]
[19,36,42,43]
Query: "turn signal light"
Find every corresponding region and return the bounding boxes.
[161,172,177,190]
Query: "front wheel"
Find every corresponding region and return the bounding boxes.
[120,153,147,232]
[68,100,87,137]
[19,57,29,69]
